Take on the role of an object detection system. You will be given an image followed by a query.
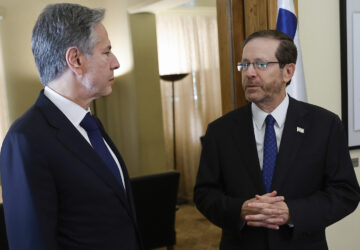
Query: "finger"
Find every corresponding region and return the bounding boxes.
[247,203,287,218]
[255,194,284,200]
[255,195,284,203]
[261,208,284,216]
[245,213,272,221]
[248,202,281,209]
[248,202,269,208]
[266,190,278,196]
[256,191,277,198]
[265,217,286,224]
[248,203,287,213]
[242,198,263,219]
[247,221,280,230]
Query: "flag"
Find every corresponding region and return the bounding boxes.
[276,0,307,102]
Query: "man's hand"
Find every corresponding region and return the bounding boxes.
[241,191,290,230]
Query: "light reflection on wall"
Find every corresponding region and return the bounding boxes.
[102,0,134,77]
[0,22,9,142]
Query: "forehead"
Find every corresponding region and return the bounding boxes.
[93,23,110,48]
[242,37,280,60]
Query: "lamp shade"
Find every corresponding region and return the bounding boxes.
[160,73,189,82]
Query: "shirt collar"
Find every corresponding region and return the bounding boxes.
[251,94,289,129]
[44,86,90,126]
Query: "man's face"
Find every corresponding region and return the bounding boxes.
[81,23,120,100]
[241,37,289,109]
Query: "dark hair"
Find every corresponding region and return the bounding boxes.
[243,30,297,68]
[32,3,105,85]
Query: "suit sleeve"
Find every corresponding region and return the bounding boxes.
[287,115,360,232]
[194,124,246,232]
[0,131,59,250]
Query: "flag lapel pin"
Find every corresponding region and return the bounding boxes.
[296,127,304,134]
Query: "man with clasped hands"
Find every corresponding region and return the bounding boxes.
[194,29,360,250]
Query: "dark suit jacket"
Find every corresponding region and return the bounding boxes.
[0,91,142,250]
[194,97,360,250]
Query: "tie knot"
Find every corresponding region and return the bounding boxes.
[265,114,275,127]
[80,113,99,132]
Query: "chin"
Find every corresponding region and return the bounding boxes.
[103,87,113,96]
[246,90,266,102]
[245,93,259,103]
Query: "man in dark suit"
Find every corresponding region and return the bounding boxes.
[194,30,360,249]
[0,3,142,250]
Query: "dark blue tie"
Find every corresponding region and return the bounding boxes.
[262,114,277,193]
[80,112,125,190]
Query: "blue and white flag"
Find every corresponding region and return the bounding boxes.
[276,0,307,102]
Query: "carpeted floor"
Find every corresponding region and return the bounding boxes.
[155,204,221,250]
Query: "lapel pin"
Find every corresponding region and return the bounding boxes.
[296,127,304,134]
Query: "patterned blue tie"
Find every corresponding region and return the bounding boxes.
[262,114,277,193]
[80,112,125,190]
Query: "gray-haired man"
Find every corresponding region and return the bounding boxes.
[0,3,142,250]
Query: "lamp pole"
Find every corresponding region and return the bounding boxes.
[160,73,189,170]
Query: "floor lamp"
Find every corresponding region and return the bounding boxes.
[160,73,189,170]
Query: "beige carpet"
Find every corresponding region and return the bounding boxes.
[155,204,221,250]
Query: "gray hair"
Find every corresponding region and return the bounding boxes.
[31,3,105,85]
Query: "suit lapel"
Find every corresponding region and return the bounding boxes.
[95,118,142,238]
[35,91,130,211]
[272,97,309,191]
[232,105,265,193]
[96,118,138,217]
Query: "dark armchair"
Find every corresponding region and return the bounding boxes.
[0,203,9,250]
[131,171,180,250]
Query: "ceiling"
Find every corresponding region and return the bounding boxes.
[128,0,216,14]
[180,0,216,8]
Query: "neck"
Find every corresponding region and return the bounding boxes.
[255,93,286,113]
[47,72,93,110]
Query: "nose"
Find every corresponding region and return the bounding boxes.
[112,54,120,70]
[244,63,257,78]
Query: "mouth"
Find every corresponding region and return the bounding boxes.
[245,84,260,90]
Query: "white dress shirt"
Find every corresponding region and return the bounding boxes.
[252,95,289,170]
[44,86,126,189]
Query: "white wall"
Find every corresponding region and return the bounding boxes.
[298,0,360,249]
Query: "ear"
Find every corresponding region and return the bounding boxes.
[65,47,85,75]
[282,63,295,84]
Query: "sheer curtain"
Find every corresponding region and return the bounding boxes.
[0,23,9,146]
[156,10,222,200]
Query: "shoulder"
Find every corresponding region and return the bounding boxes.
[8,91,51,134]
[4,104,54,150]
[206,104,251,134]
[8,105,45,134]
[211,104,249,125]
[290,97,342,126]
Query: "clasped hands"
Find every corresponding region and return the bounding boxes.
[241,191,290,230]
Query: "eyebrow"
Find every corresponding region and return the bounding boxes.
[104,45,112,51]
[241,57,270,62]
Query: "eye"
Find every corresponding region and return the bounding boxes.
[256,62,265,69]
[104,51,111,56]
[243,63,250,69]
